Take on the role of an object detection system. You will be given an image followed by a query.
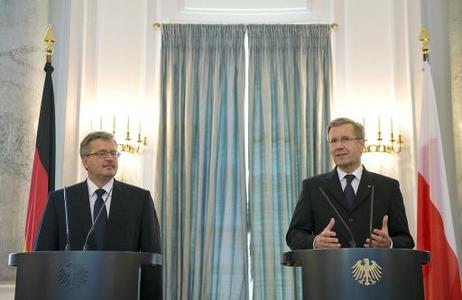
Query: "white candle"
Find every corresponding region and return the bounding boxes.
[362,117,366,138]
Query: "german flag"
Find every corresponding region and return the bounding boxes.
[24,61,56,251]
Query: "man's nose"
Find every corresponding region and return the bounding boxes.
[332,141,345,148]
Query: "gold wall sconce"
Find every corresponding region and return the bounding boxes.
[114,116,147,154]
[94,116,148,155]
[363,117,403,154]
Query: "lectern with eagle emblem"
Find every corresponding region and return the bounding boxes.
[282,248,429,300]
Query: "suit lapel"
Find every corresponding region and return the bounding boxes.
[351,168,375,210]
[104,180,127,248]
[67,181,92,244]
[321,169,350,211]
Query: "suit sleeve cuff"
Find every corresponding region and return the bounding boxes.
[313,235,319,249]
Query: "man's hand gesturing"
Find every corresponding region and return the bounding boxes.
[314,218,341,249]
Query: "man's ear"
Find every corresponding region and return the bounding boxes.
[81,157,88,171]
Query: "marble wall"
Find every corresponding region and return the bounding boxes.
[450,0,462,256]
[0,0,49,282]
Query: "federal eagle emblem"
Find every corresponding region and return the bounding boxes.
[351,258,382,286]
[57,262,88,289]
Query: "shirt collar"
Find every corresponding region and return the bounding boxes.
[87,178,115,196]
[337,165,363,181]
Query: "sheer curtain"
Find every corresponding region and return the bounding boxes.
[155,24,248,299]
[247,24,332,299]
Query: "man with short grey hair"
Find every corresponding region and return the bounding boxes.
[35,131,162,299]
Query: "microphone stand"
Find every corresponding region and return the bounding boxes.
[82,188,113,251]
[368,185,375,248]
[63,187,71,251]
[319,187,357,247]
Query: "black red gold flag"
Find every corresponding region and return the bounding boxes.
[24,62,56,251]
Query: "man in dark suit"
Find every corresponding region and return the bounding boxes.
[35,131,161,299]
[286,117,414,249]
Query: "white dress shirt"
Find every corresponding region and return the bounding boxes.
[337,165,363,194]
[87,178,114,222]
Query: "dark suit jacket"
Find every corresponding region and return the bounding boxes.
[34,180,162,299]
[286,168,414,249]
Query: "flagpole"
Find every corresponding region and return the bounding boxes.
[43,24,55,63]
[419,26,430,62]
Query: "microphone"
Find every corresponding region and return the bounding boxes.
[82,188,113,251]
[63,187,71,251]
[368,185,375,247]
[319,187,357,247]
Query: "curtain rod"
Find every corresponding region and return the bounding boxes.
[152,22,339,29]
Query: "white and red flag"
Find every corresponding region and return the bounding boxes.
[417,61,462,299]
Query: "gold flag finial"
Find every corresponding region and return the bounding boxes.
[419,26,430,61]
[43,24,56,57]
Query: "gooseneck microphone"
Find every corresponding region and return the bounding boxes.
[368,185,375,247]
[82,188,113,251]
[319,187,357,247]
[63,187,71,251]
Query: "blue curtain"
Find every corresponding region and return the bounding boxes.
[156,24,248,299]
[247,24,332,299]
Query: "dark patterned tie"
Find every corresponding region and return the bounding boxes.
[344,174,356,208]
[93,188,107,250]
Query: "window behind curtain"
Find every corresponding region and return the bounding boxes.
[156,24,332,299]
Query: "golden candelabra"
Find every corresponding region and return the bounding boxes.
[363,118,403,154]
[114,116,147,154]
[94,116,148,154]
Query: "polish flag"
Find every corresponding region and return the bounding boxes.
[417,61,462,299]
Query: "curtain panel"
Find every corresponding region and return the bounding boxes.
[247,24,332,300]
[156,24,249,300]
